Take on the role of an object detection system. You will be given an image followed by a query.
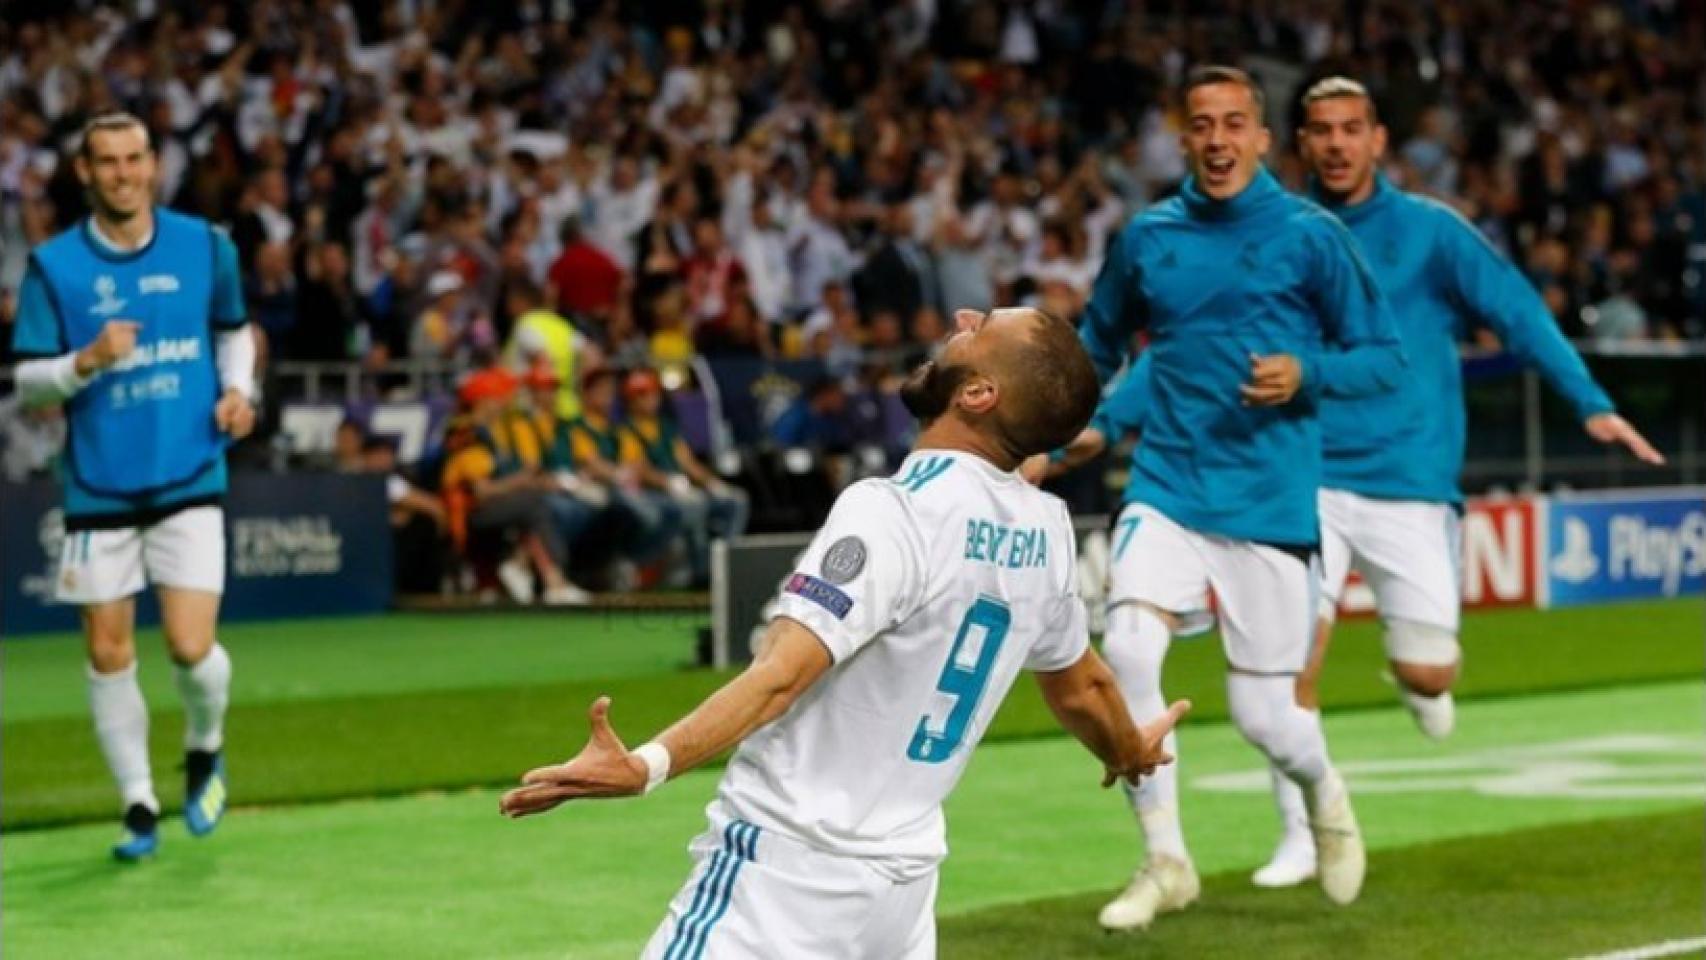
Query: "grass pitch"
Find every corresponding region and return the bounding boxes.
[1,600,1701,958]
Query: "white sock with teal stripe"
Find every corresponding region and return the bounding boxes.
[175,643,231,753]
[1103,603,1189,863]
[88,660,158,814]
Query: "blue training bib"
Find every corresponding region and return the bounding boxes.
[31,210,224,497]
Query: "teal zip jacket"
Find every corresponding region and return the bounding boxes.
[1314,174,1614,503]
[1079,167,1406,546]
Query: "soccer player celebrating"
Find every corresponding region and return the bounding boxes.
[501,307,1189,958]
[1074,65,1409,929]
[1245,76,1667,888]
[11,113,255,861]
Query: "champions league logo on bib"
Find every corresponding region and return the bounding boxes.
[820,536,867,584]
[90,275,128,317]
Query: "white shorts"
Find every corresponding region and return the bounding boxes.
[642,817,936,960]
[1318,489,1460,632]
[1107,502,1317,674]
[54,505,226,605]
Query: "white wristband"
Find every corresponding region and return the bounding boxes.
[633,742,671,795]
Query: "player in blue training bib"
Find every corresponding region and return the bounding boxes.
[11,113,257,862]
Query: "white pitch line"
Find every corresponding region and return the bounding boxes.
[1572,936,1706,960]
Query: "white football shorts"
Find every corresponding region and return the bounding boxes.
[1318,488,1460,632]
[54,505,226,604]
[642,815,937,960]
[1106,501,1317,674]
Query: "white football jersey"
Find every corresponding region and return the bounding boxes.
[714,449,1089,881]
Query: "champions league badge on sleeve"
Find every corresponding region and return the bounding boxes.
[820,536,868,585]
[785,573,854,619]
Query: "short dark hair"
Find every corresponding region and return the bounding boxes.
[997,309,1100,458]
[78,111,152,159]
[1181,65,1266,115]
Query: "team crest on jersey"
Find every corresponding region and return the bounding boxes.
[90,275,128,317]
[786,573,853,619]
[820,536,867,584]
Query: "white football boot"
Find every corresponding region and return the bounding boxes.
[1097,855,1200,931]
[1308,770,1366,905]
[1251,831,1317,888]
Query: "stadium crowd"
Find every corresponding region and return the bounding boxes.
[2,0,1704,597]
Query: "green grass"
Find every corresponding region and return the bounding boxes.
[4,601,1698,829]
[4,681,1700,958]
[937,810,1705,959]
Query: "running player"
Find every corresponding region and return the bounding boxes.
[500,307,1189,958]
[1074,64,1409,929]
[11,113,254,861]
[1248,76,1666,888]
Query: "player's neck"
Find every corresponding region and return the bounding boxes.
[914,421,1021,473]
[89,207,156,251]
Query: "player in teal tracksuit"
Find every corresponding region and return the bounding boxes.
[12,113,256,861]
[1071,66,1407,930]
[1243,76,1667,891]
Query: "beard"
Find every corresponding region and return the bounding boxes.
[899,358,970,424]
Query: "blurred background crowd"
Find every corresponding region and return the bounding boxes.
[2,0,1703,598]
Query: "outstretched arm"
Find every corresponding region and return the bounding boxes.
[1035,648,1189,786]
[1437,210,1664,465]
[499,617,832,816]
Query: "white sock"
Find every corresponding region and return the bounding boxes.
[1227,672,1330,787]
[1268,762,1312,851]
[88,661,158,813]
[1104,604,1188,863]
[174,643,231,753]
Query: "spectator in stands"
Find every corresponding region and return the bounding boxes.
[585,154,658,273]
[502,278,602,421]
[683,217,746,325]
[231,167,293,271]
[695,294,773,359]
[0,393,63,483]
[414,270,475,361]
[563,368,682,588]
[363,436,448,596]
[643,282,696,385]
[293,241,363,361]
[771,376,853,453]
[787,174,856,318]
[246,241,298,354]
[618,368,749,588]
[333,419,367,474]
[635,179,698,297]
[546,216,623,323]
[855,202,936,321]
[439,369,591,605]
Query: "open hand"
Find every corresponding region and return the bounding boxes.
[499,697,649,818]
[1239,353,1302,407]
[1104,699,1191,788]
[1584,413,1665,465]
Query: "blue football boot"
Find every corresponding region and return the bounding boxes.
[112,804,159,862]
[184,750,228,837]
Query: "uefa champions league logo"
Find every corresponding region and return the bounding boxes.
[90,275,128,317]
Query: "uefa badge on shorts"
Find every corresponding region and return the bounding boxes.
[62,569,77,592]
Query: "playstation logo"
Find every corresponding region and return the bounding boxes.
[1550,517,1599,584]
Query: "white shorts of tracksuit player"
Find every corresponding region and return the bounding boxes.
[1317,488,1461,633]
[54,505,225,604]
[1106,501,1318,675]
[642,816,937,960]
